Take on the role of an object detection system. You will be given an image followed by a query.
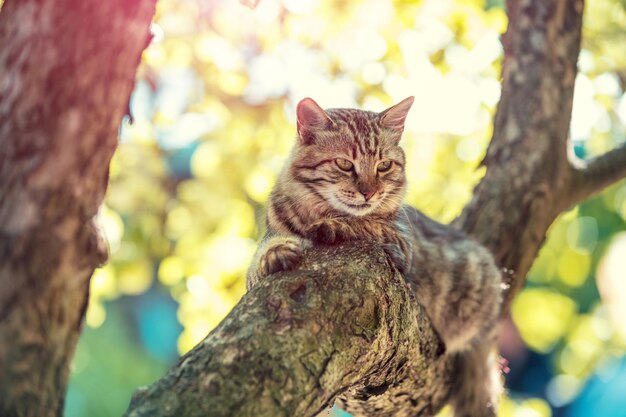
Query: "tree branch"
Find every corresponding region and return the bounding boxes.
[568,141,626,204]
[124,244,452,417]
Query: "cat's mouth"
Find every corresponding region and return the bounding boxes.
[345,202,370,209]
[340,200,378,215]
[327,194,378,216]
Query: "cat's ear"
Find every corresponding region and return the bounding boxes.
[379,96,414,134]
[296,98,333,144]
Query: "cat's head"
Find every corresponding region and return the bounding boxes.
[288,97,414,217]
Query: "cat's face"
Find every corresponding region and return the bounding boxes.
[289,97,414,217]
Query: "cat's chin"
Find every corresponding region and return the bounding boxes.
[338,201,377,216]
[327,195,377,216]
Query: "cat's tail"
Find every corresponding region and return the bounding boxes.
[448,339,502,417]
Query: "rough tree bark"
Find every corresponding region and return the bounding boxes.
[124,245,453,417]
[1,0,626,416]
[0,1,156,416]
[456,0,585,304]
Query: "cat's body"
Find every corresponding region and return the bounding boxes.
[247,97,502,417]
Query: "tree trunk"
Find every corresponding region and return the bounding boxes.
[0,1,155,416]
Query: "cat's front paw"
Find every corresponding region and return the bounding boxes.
[308,219,356,244]
[257,238,304,278]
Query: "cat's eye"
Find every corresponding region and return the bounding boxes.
[335,158,353,171]
[377,160,392,172]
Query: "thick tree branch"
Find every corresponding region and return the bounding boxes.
[568,141,626,204]
[124,244,453,417]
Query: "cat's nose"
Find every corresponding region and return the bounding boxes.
[361,190,376,201]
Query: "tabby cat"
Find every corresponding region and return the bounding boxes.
[246,97,503,417]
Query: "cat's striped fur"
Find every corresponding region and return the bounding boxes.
[247,97,503,417]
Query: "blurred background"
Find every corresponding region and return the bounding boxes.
[61,0,626,416]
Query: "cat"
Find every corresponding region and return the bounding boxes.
[246,97,503,417]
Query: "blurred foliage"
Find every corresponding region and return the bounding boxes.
[65,301,172,417]
[62,0,626,416]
